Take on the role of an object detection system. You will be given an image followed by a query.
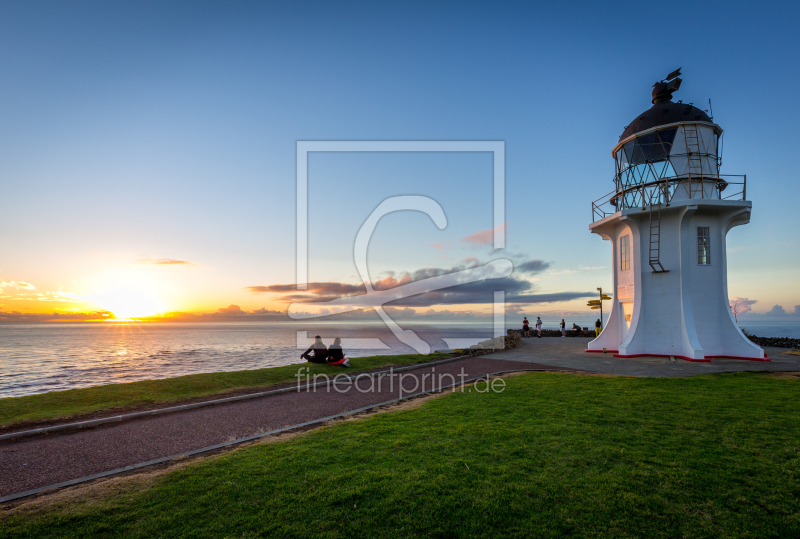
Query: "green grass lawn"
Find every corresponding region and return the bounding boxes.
[3,372,799,538]
[0,353,449,430]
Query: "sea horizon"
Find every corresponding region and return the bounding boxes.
[2,318,799,399]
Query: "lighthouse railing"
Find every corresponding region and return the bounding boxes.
[592,174,747,222]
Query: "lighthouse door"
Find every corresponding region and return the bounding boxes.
[620,301,633,341]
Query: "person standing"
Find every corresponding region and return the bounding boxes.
[536,317,543,338]
[595,319,602,337]
[522,317,530,338]
[560,319,566,337]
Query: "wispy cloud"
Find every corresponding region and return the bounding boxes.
[246,258,591,308]
[518,260,550,274]
[0,280,82,303]
[0,280,36,290]
[460,223,507,246]
[135,258,196,266]
[546,265,605,275]
[547,268,578,276]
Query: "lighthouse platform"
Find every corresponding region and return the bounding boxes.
[482,338,795,378]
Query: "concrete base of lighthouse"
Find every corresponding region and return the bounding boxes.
[587,198,765,361]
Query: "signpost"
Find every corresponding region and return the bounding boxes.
[587,288,612,331]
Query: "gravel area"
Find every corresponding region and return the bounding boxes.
[0,357,572,499]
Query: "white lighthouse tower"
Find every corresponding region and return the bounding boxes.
[587,69,765,361]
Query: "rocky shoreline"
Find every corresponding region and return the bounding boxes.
[509,328,596,338]
[742,335,800,349]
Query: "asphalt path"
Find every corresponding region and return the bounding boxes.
[0,356,572,500]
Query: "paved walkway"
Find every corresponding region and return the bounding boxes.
[482,337,798,377]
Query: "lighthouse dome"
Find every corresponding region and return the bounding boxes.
[620,101,712,142]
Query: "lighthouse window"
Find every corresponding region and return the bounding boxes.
[697,227,711,265]
[617,128,678,170]
[620,235,630,270]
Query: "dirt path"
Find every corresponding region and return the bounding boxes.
[0,356,575,500]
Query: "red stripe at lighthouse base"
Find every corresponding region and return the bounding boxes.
[584,350,770,362]
[705,355,770,362]
[611,353,711,363]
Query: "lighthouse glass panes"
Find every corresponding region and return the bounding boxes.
[620,235,630,270]
[615,128,678,209]
[613,126,719,209]
[697,227,710,265]
[617,129,677,169]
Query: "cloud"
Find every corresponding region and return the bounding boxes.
[246,258,593,308]
[772,305,800,317]
[517,260,550,274]
[547,265,608,276]
[205,304,284,319]
[135,258,196,266]
[431,241,453,250]
[461,223,507,246]
[139,306,286,322]
[0,309,114,322]
[0,280,82,303]
[245,282,364,296]
[730,297,757,315]
[0,280,36,290]
[217,304,244,314]
[731,300,800,318]
[547,268,578,276]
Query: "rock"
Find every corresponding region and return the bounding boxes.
[463,331,523,357]
[743,335,800,349]
[507,328,594,338]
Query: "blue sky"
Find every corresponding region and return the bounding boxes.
[0,0,798,320]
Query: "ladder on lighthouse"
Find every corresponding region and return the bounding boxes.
[684,125,704,198]
[648,201,668,273]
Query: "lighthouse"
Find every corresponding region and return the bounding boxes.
[587,69,765,361]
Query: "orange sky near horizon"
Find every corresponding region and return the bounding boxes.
[0,256,600,322]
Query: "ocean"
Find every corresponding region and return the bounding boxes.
[0,321,497,399]
[1,318,798,399]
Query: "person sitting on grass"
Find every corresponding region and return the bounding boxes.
[326,337,351,368]
[301,335,328,363]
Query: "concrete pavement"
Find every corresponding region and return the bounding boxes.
[482,337,798,377]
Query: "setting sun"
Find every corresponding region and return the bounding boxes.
[96,286,165,320]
